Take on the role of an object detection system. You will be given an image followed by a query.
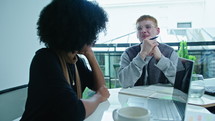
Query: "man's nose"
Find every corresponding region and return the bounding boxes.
[141,28,147,33]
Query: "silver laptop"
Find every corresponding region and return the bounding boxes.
[127,58,194,121]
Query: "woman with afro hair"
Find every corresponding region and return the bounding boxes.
[20,0,109,121]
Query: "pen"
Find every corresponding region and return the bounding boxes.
[140,36,158,44]
[149,36,158,40]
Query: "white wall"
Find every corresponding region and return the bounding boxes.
[0,0,214,90]
[0,0,51,90]
[203,0,215,27]
[97,0,215,43]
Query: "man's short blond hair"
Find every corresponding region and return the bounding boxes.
[136,15,158,27]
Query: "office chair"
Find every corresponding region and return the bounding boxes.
[174,57,194,93]
[0,85,27,121]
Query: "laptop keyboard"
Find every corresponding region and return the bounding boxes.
[148,99,181,121]
[174,100,186,119]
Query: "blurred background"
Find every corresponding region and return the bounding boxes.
[0,0,215,90]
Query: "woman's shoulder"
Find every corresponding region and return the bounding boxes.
[34,48,57,58]
[35,48,54,55]
[32,48,58,63]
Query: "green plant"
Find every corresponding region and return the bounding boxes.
[177,40,196,61]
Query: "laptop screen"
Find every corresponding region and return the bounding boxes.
[125,58,195,121]
[172,58,194,120]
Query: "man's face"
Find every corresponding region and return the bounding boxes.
[136,20,160,43]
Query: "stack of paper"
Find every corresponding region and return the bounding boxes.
[119,85,173,99]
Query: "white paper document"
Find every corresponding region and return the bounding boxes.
[119,84,173,99]
[119,87,155,97]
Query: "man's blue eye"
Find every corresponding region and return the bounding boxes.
[145,26,152,29]
[137,27,142,31]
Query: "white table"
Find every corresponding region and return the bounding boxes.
[14,78,215,121]
[84,88,215,121]
[188,78,215,108]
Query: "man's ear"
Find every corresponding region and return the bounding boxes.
[157,27,160,35]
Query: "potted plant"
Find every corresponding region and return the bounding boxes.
[177,40,196,61]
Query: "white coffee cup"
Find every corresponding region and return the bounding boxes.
[112,106,150,121]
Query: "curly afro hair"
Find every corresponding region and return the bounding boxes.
[37,0,108,52]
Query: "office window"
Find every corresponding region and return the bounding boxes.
[177,22,192,28]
